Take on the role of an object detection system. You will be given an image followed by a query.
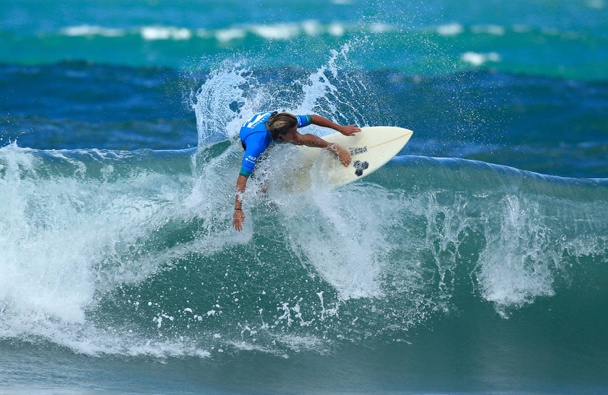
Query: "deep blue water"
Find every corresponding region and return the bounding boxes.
[1,1,608,394]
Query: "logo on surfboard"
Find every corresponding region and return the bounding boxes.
[353,160,369,177]
[349,146,368,156]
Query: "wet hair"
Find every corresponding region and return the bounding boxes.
[266,112,298,140]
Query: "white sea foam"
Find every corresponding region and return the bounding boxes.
[58,21,393,43]
[368,22,395,34]
[140,26,192,40]
[437,23,464,36]
[471,24,506,36]
[302,20,324,36]
[61,25,124,37]
[214,28,247,43]
[460,51,501,66]
[327,23,346,37]
[251,23,300,40]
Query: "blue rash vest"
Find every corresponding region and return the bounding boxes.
[239,112,312,177]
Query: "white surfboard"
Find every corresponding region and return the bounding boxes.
[276,126,413,191]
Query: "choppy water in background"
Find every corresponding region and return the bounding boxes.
[1,0,608,394]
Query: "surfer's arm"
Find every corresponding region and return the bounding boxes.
[234,147,258,231]
[233,137,268,231]
[309,115,361,136]
[288,133,351,167]
[233,174,247,231]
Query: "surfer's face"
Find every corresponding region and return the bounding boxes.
[278,126,298,143]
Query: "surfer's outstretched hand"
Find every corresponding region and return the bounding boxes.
[233,209,245,231]
[339,125,361,136]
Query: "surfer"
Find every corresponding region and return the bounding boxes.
[233,111,361,231]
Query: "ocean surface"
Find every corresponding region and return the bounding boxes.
[1,0,608,394]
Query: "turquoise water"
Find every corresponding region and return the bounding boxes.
[1,0,608,394]
[2,0,608,79]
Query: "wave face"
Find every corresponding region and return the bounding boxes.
[1,142,607,358]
